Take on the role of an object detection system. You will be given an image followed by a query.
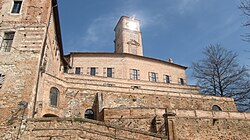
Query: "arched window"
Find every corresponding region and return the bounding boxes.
[50,87,59,107]
[85,109,94,120]
[212,105,222,111]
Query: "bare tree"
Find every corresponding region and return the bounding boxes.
[240,0,250,42]
[192,45,250,112]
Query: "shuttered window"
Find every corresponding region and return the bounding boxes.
[163,75,171,83]
[130,69,140,80]
[88,67,98,76]
[103,67,114,78]
[149,72,158,82]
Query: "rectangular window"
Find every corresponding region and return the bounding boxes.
[11,0,22,14]
[103,67,114,78]
[75,67,81,75]
[149,72,158,82]
[0,32,15,52]
[179,78,185,85]
[130,69,140,80]
[164,75,170,83]
[90,67,96,76]
[107,68,113,77]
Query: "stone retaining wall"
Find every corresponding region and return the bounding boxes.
[0,118,167,140]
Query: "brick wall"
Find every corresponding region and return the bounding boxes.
[0,0,64,123]
[0,0,52,122]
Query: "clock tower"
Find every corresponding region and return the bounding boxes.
[114,16,143,56]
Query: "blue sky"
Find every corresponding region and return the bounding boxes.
[57,0,249,84]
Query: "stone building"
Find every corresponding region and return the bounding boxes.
[0,0,249,139]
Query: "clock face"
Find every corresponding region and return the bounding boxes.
[126,21,137,31]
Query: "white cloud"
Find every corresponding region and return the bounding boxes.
[177,0,200,14]
[80,15,117,51]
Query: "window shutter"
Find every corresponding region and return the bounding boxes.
[130,69,133,79]
[80,68,83,75]
[164,75,170,83]
[156,73,158,82]
[148,72,151,81]
[137,70,140,80]
[96,67,98,75]
[112,68,115,78]
[103,67,107,76]
[169,76,172,83]
[87,67,90,75]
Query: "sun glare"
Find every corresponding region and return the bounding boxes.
[127,21,137,30]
